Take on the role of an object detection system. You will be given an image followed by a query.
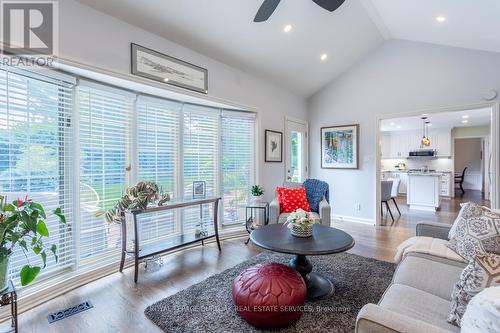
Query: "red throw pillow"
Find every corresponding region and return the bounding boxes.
[277,187,310,213]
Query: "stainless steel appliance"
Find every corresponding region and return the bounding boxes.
[408,149,436,158]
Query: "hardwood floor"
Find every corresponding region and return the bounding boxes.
[3,191,486,333]
[381,189,489,227]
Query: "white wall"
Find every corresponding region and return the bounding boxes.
[452,125,490,139]
[58,0,307,201]
[308,40,500,222]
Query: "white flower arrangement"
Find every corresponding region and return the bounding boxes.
[284,209,318,230]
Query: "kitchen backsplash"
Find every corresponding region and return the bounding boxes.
[381,158,453,171]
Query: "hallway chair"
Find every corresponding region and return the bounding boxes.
[381,180,394,222]
[390,178,401,216]
[454,167,467,195]
[269,180,331,226]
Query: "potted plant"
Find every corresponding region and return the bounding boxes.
[0,195,66,290]
[250,185,264,203]
[98,181,169,252]
[284,209,319,238]
[102,181,170,224]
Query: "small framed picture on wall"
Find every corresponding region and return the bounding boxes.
[265,130,283,163]
[321,124,359,169]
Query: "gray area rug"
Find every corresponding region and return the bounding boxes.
[145,252,395,333]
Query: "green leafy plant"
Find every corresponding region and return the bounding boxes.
[0,195,66,286]
[250,185,264,197]
[100,181,170,223]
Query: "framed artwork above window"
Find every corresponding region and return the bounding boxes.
[131,43,208,94]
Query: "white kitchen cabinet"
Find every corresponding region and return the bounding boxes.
[381,128,452,159]
[440,172,451,197]
[399,173,408,194]
[380,134,391,159]
[407,174,441,211]
[435,130,451,157]
[389,134,410,158]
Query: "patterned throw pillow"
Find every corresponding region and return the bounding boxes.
[447,202,500,261]
[448,252,500,326]
[277,186,310,213]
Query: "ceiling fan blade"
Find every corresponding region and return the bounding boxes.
[312,0,346,12]
[254,0,281,22]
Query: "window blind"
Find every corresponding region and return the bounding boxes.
[78,83,134,264]
[221,111,256,225]
[0,67,74,286]
[136,96,181,241]
[182,105,219,234]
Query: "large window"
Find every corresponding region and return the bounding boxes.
[136,97,181,241]
[78,83,134,264]
[1,67,256,288]
[0,67,74,284]
[221,111,255,225]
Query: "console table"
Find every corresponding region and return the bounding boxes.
[119,197,222,282]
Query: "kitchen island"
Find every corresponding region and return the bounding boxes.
[407,173,442,211]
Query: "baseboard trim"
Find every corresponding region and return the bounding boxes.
[331,214,375,225]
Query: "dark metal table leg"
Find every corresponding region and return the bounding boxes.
[214,199,221,251]
[119,221,126,272]
[134,217,139,283]
[289,254,334,301]
[12,291,18,333]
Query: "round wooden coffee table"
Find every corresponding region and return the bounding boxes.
[250,224,355,301]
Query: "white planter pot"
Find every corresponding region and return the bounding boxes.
[290,224,313,238]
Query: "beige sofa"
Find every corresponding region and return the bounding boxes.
[356,222,466,333]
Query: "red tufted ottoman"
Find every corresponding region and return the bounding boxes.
[231,263,307,328]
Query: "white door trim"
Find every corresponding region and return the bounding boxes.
[375,101,500,226]
[285,116,309,182]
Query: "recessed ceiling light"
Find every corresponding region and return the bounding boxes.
[390,122,395,126]
[283,24,293,33]
[163,78,169,82]
[427,123,432,126]
[436,16,446,23]
[462,115,469,119]
[462,120,468,124]
[320,53,328,61]
[421,113,429,116]
[396,126,401,129]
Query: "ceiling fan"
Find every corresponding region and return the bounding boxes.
[254,0,346,22]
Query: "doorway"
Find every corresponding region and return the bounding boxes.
[285,117,308,183]
[376,103,498,226]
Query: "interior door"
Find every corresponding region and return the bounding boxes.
[285,118,308,183]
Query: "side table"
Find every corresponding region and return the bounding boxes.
[245,202,269,244]
[0,280,18,333]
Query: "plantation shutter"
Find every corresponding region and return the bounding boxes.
[136,96,182,241]
[182,104,219,234]
[0,66,75,286]
[221,111,256,225]
[78,82,134,265]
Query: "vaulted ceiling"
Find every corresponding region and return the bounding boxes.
[75,0,500,97]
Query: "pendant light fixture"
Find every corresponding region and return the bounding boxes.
[420,117,431,147]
